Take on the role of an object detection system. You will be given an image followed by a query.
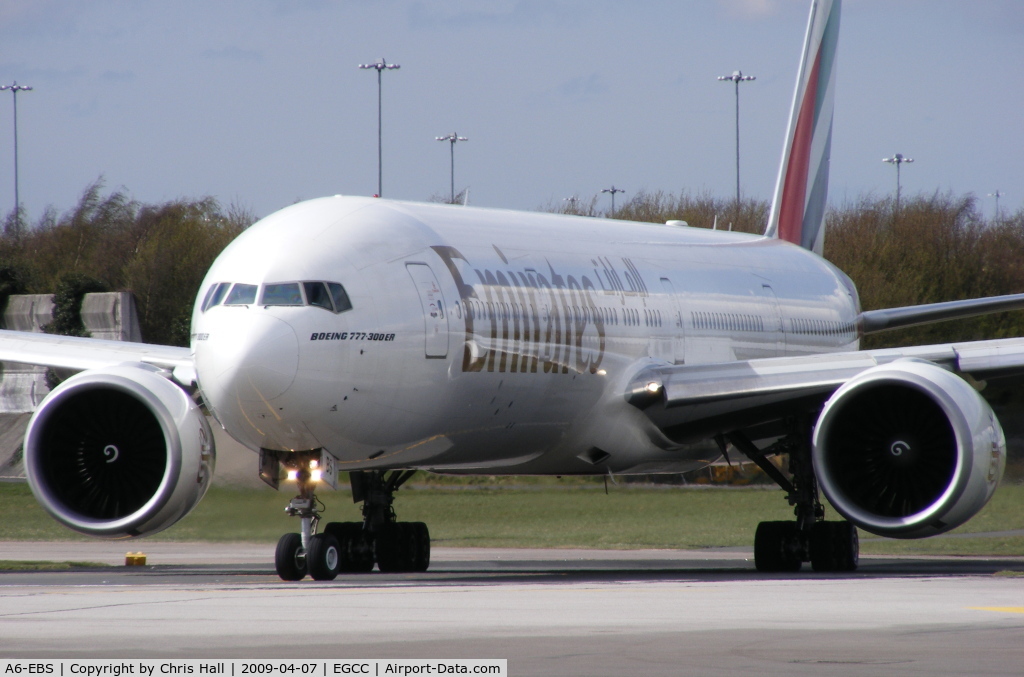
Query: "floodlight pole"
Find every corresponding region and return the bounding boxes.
[0,81,33,222]
[718,70,755,205]
[436,133,468,203]
[882,153,914,212]
[359,58,400,197]
[988,190,1003,222]
[602,186,625,218]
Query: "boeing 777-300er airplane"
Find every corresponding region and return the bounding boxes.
[2,0,1023,579]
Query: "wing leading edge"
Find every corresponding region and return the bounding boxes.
[859,292,1024,335]
[0,329,194,385]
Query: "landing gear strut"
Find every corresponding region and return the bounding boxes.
[726,417,858,573]
[274,462,342,581]
[271,459,430,580]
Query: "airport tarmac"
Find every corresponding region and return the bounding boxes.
[2,542,1024,676]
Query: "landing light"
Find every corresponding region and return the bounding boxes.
[646,381,662,394]
[285,468,321,482]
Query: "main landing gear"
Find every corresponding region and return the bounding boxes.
[723,418,858,573]
[273,465,430,581]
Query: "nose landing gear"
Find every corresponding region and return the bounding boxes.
[270,455,430,580]
[274,465,343,581]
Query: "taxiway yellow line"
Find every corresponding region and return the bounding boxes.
[968,607,1024,614]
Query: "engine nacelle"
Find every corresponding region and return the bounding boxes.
[24,364,215,538]
[813,359,1005,538]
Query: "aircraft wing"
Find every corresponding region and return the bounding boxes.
[626,336,1024,442]
[626,290,1024,441]
[0,329,194,385]
[859,292,1024,334]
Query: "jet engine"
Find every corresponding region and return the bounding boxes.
[813,359,1005,538]
[24,364,215,539]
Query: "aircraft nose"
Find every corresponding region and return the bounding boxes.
[200,313,299,402]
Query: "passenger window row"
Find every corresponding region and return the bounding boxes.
[692,311,765,333]
[459,300,662,329]
[789,317,852,337]
[202,281,352,314]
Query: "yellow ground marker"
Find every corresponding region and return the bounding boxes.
[125,552,147,566]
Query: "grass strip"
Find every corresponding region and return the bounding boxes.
[144,484,799,549]
[1,481,1022,556]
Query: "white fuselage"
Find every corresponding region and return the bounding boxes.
[191,196,859,475]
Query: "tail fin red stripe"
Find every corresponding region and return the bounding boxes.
[764,0,840,256]
[777,51,822,246]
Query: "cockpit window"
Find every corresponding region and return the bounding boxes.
[328,283,352,313]
[303,282,333,311]
[201,282,231,311]
[262,282,304,306]
[224,283,258,305]
[210,280,351,312]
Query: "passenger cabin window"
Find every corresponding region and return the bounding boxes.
[223,283,257,306]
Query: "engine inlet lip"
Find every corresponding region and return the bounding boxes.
[24,371,183,537]
[812,362,970,536]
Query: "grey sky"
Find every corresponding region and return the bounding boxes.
[1,0,1021,225]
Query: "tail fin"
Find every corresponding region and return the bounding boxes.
[764,0,841,256]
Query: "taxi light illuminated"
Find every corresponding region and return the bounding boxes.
[646,381,662,393]
[286,470,298,481]
[311,469,322,482]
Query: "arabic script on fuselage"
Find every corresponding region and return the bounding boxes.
[432,245,650,375]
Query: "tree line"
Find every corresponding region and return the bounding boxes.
[1,182,1023,349]
[0,182,252,346]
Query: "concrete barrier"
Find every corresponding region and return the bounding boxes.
[0,412,30,480]
[2,294,55,332]
[81,292,143,342]
[0,295,55,416]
